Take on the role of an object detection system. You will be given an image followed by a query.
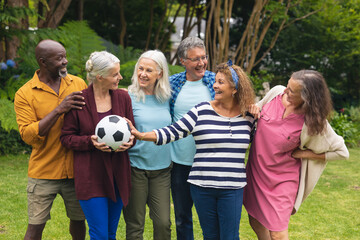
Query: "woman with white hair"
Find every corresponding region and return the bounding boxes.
[61,51,135,239]
[123,50,172,240]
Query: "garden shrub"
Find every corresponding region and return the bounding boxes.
[0,126,31,155]
[16,21,106,80]
[330,110,360,148]
[0,99,31,155]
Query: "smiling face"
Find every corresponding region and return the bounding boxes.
[41,44,68,79]
[137,58,162,95]
[100,63,122,90]
[284,77,304,108]
[213,72,237,102]
[181,47,207,81]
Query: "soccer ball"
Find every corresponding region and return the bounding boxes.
[95,115,131,150]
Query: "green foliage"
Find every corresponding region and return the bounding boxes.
[104,42,142,64]
[0,5,38,40]
[0,99,18,132]
[249,70,274,95]
[330,111,360,148]
[260,0,360,107]
[169,64,185,75]
[16,21,106,80]
[63,0,172,50]
[0,99,30,155]
[58,21,106,79]
[118,60,137,88]
[0,73,29,101]
[0,127,31,155]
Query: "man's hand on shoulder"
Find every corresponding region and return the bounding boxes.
[56,91,86,115]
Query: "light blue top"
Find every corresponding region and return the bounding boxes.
[128,93,172,170]
[171,80,212,166]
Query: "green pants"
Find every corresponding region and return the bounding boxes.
[123,165,172,240]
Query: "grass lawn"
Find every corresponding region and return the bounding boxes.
[0,148,359,239]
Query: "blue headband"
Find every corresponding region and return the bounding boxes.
[227,60,239,90]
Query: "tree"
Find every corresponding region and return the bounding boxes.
[205,0,319,72]
[1,0,73,61]
[0,0,31,60]
[261,0,360,107]
[36,0,72,28]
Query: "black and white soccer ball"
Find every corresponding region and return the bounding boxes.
[95,115,131,150]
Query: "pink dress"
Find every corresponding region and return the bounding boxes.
[243,94,304,231]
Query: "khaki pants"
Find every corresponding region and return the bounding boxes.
[123,165,172,240]
[27,177,84,224]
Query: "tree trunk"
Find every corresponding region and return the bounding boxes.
[117,0,126,46]
[78,0,84,21]
[5,0,29,60]
[38,0,72,28]
[205,0,234,70]
[145,0,154,50]
[154,0,168,49]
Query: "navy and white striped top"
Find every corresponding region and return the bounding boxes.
[154,102,255,189]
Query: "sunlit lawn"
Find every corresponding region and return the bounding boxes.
[0,148,359,239]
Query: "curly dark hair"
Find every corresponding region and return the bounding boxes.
[291,70,333,135]
[216,63,255,116]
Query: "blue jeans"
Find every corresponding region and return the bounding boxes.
[171,162,194,240]
[79,190,123,240]
[190,184,244,240]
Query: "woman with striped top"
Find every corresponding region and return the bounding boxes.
[127,61,256,240]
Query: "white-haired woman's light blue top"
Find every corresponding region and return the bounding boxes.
[128,93,172,170]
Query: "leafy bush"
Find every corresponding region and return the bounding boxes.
[0,60,29,101]
[0,99,18,132]
[169,64,185,75]
[118,60,137,88]
[16,21,106,80]
[249,70,274,96]
[0,99,31,155]
[0,126,31,155]
[330,111,360,148]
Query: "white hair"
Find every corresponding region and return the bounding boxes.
[85,51,120,83]
[128,50,171,103]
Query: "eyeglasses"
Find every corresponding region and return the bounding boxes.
[186,55,208,63]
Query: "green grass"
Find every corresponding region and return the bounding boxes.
[0,149,359,239]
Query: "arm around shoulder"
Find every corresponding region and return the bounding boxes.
[256,85,286,110]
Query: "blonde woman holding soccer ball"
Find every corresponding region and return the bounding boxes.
[61,51,135,239]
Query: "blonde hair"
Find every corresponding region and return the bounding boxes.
[128,50,171,103]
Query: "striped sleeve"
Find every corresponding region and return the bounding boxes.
[155,106,199,145]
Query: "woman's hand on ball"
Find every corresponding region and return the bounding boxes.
[91,135,111,152]
[114,135,135,152]
[124,118,141,139]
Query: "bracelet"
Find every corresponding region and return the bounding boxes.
[140,132,146,141]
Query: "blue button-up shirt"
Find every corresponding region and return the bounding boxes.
[169,70,216,117]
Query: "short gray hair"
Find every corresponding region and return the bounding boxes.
[128,50,171,103]
[177,36,206,59]
[85,51,120,83]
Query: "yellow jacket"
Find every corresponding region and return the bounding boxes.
[14,71,87,179]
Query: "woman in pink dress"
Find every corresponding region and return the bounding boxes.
[243,70,349,240]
